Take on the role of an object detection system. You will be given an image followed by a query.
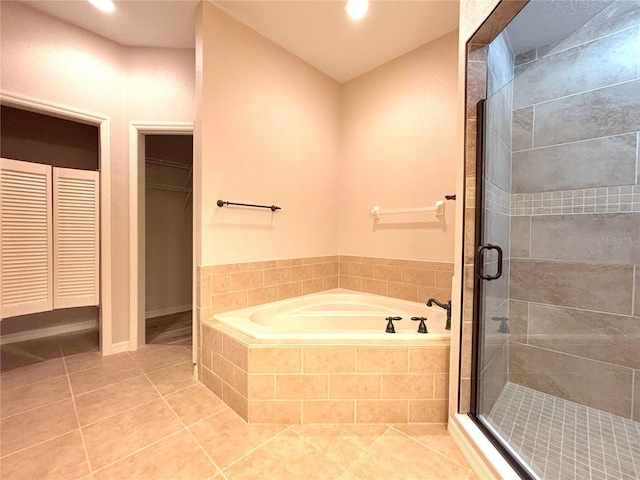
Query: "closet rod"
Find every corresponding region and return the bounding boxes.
[145,156,192,170]
[217,200,281,212]
[147,183,191,193]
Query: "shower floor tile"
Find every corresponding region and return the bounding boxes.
[487,382,640,480]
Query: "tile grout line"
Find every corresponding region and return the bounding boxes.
[219,425,294,474]
[0,388,74,422]
[69,351,194,474]
[622,402,640,479]
[2,358,67,391]
[516,298,636,324]
[607,410,624,479]
[632,265,637,318]
[79,396,162,430]
[89,429,187,476]
[83,352,212,476]
[62,355,93,476]
[547,20,640,58]
[512,130,636,154]
[0,424,84,460]
[286,426,353,475]
[341,424,393,478]
[632,372,636,422]
[70,372,150,399]
[132,351,227,479]
[389,424,471,470]
[508,340,638,372]
[513,76,639,111]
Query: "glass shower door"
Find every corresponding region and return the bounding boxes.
[472,1,640,479]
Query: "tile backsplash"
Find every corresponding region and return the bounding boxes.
[337,256,453,305]
[198,255,454,320]
[198,256,340,319]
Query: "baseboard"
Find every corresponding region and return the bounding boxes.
[104,340,130,355]
[145,304,191,319]
[0,320,97,345]
[448,414,520,480]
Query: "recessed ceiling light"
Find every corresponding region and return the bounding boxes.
[87,0,115,13]
[345,0,369,20]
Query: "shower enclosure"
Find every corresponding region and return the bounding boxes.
[470,1,640,479]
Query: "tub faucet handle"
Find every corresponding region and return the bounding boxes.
[385,316,402,334]
[411,317,428,334]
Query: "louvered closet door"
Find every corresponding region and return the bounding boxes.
[53,168,99,308]
[0,158,53,318]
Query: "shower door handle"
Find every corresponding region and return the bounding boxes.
[477,244,503,281]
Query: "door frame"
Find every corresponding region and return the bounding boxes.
[0,91,115,354]
[128,122,194,354]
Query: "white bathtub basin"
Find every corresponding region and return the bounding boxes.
[213,288,449,340]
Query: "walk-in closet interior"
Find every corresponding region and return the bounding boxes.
[144,134,193,346]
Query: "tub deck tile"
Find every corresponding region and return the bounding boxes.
[202,291,450,425]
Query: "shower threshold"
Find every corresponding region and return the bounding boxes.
[487,382,640,480]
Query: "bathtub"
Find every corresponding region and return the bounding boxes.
[202,288,452,424]
[213,288,449,340]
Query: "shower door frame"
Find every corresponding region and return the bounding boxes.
[468,97,536,480]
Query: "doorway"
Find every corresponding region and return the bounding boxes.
[129,123,194,354]
[0,92,117,360]
[144,135,193,346]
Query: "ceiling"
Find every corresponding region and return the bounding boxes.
[506,0,612,54]
[19,0,460,82]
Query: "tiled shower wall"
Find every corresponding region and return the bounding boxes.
[507,0,640,421]
[460,0,639,419]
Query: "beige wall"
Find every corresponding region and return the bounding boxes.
[198,3,341,267]
[0,2,195,344]
[198,3,459,271]
[339,31,458,262]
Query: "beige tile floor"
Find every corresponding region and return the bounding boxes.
[1,343,477,480]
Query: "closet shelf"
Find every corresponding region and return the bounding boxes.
[145,157,192,209]
[145,156,192,170]
[146,183,191,193]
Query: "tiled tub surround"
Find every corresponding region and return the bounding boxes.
[198,256,341,319]
[198,255,454,318]
[197,256,453,425]
[337,256,454,304]
[199,318,450,425]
